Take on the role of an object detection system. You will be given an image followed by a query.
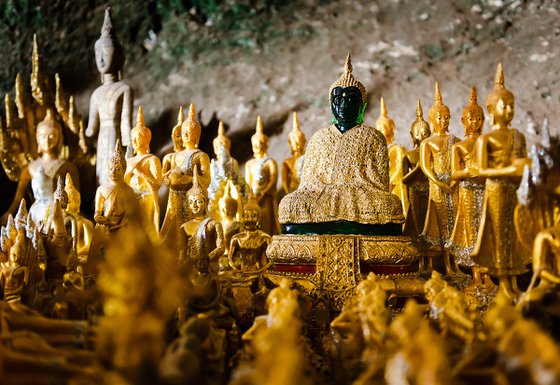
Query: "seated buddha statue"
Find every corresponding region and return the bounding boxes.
[278,54,404,235]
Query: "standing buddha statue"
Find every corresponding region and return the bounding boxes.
[218,182,240,271]
[85,7,133,186]
[376,97,407,213]
[161,104,210,244]
[179,166,225,269]
[208,121,245,221]
[471,63,530,299]
[162,106,185,185]
[64,173,93,265]
[419,82,458,275]
[402,100,431,271]
[245,116,280,236]
[449,87,486,280]
[281,112,306,195]
[124,106,163,238]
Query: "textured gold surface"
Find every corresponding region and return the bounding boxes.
[329,53,366,103]
[281,112,306,194]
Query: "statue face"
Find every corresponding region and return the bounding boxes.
[172,126,183,150]
[288,135,304,155]
[330,86,362,128]
[132,131,149,153]
[188,194,207,216]
[214,141,230,159]
[195,256,209,273]
[95,44,116,75]
[242,208,260,230]
[109,162,124,182]
[465,111,483,136]
[493,98,514,126]
[31,178,53,201]
[412,125,430,144]
[434,111,450,133]
[36,124,60,155]
[67,192,80,214]
[251,137,268,156]
[379,122,395,144]
[219,199,236,219]
[182,126,200,149]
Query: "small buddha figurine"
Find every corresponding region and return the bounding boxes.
[449,87,486,279]
[29,167,54,228]
[218,182,240,270]
[376,97,408,213]
[0,230,29,304]
[402,100,431,269]
[124,106,163,237]
[244,116,280,236]
[94,140,136,234]
[161,106,185,182]
[161,104,210,244]
[471,63,530,299]
[228,194,272,275]
[4,109,79,222]
[278,54,403,234]
[281,112,306,195]
[179,166,225,268]
[85,7,133,186]
[64,173,93,263]
[208,120,245,221]
[419,82,458,275]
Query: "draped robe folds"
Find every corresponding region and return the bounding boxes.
[278,124,404,225]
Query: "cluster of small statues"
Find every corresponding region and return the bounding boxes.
[1,5,560,385]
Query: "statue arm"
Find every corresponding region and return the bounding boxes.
[476,135,518,178]
[228,237,241,270]
[94,188,105,223]
[3,166,31,222]
[420,140,450,192]
[209,221,225,262]
[451,144,468,181]
[261,159,278,200]
[120,87,133,147]
[85,94,99,138]
[281,161,290,194]
[198,153,211,190]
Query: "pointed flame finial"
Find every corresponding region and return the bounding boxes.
[434,81,443,104]
[494,62,504,87]
[177,106,184,124]
[416,99,423,117]
[380,97,388,118]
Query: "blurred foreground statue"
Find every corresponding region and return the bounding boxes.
[86,7,133,186]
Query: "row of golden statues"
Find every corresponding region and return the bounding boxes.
[1,6,560,385]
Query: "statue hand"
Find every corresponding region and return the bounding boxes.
[94,215,108,225]
[466,166,479,178]
[438,182,452,193]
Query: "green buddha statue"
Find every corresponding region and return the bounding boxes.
[278,53,404,235]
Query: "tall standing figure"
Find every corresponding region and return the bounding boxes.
[245,116,280,236]
[86,7,133,186]
[419,82,458,275]
[471,64,530,299]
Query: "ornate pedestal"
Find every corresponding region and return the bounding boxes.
[266,234,423,310]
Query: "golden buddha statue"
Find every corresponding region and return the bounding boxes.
[4,109,79,224]
[278,54,403,233]
[402,100,431,267]
[449,87,487,283]
[161,104,210,244]
[85,7,133,186]
[376,97,407,213]
[179,166,225,268]
[419,82,458,275]
[64,173,93,264]
[208,121,245,221]
[471,63,530,299]
[281,112,306,195]
[93,140,136,234]
[0,230,29,304]
[218,182,240,270]
[244,116,280,236]
[228,195,272,275]
[162,106,185,176]
[124,106,163,238]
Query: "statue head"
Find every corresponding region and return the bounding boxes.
[428,82,451,134]
[9,229,26,264]
[375,97,395,145]
[65,173,80,215]
[108,139,126,183]
[410,100,431,147]
[94,7,125,76]
[242,193,261,231]
[213,121,231,158]
[131,106,152,154]
[194,253,210,274]
[219,182,238,220]
[329,53,366,132]
[172,106,185,152]
[181,104,201,149]
[462,86,484,137]
[31,167,53,202]
[187,165,208,217]
[486,63,514,128]
[36,109,63,156]
[288,112,306,156]
[251,116,269,156]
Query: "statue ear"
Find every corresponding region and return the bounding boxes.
[357,101,367,124]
